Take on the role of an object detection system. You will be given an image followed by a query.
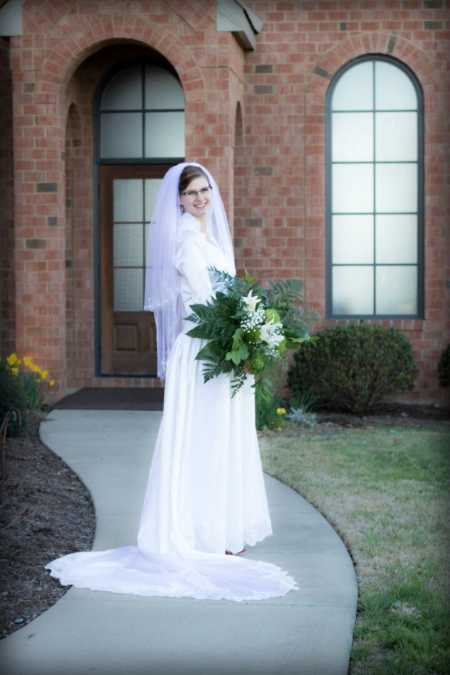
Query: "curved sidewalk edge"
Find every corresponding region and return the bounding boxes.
[0,409,358,675]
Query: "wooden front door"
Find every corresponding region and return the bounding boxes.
[99,164,171,376]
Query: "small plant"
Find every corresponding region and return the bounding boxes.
[286,407,317,428]
[255,359,290,431]
[0,353,56,435]
[438,344,450,387]
[288,322,418,416]
[255,378,284,431]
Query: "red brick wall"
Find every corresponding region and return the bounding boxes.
[9,0,244,400]
[0,38,15,358]
[7,0,450,405]
[239,0,450,406]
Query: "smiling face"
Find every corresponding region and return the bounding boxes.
[179,175,212,225]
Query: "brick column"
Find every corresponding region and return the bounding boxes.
[0,39,14,357]
[11,47,66,400]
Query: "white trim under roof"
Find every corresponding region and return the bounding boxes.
[216,0,263,51]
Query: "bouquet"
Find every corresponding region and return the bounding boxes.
[185,268,313,396]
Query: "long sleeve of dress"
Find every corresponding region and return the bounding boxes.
[175,232,214,310]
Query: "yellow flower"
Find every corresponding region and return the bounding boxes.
[7,353,18,366]
[40,369,49,380]
[23,356,34,368]
[276,407,287,416]
[49,380,55,387]
[10,367,19,376]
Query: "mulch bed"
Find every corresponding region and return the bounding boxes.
[0,402,448,641]
[0,412,96,640]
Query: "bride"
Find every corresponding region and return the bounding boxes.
[45,162,299,601]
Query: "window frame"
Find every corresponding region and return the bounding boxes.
[325,54,425,320]
[94,60,185,165]
[92,58,185,378]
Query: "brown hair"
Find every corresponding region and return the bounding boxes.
[178,165,211,195]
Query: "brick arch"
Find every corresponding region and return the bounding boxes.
[64,102,83,388]
[303,32,440,317]
[306,32,436,99]
[37,14,205,103]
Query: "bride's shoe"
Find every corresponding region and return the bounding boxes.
[225,548,246,556]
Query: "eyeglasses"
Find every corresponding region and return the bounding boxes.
[181,186,212,199]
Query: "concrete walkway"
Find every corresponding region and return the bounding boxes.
[0,410,358,675]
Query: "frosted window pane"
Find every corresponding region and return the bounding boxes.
[375,61,417,110]
[332,61,373,111]
[333,266,374,314]
[376,112,417,161]
[101,65,142,110]
[332,113,373,162]
[114,268,143,311]
[145,179,162,222]
[113,179,143,222]
[376,214,417,264]
[145,65,185,109]
[332,215,373,264]
[101,113,142,158]
[144,222,151,266]
[332,164,373,213]
[114,224,143,267]
[376,266,417,314]
[376,214,417,263]
[145,112,185,158]
[376,164,417,212]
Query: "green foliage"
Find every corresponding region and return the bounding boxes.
[255,379,281,431]
[438,343,450,387]
[287,322,418,415]
[261,278,315,344]
[0,356,51,436]
[0,365,35,436]
[186,269,317,396]
[0,366,28,434]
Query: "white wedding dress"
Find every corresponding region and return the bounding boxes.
[45,213,299,602]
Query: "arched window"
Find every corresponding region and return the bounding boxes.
[99,63,185,160]
[326,56,423,318]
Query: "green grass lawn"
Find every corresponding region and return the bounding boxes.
[259,420,450,675]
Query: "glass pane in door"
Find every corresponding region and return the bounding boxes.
[144,178,162,263]
[113,179,143,222]
[113,178,145,311]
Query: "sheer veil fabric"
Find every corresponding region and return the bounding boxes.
[45,163,299,602]
[143,162,235,380]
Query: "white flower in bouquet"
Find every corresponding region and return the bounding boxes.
[241,307,265,333]
[241,290,260,313]
[260,321,285,348]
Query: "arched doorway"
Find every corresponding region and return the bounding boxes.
[95,59,185,376]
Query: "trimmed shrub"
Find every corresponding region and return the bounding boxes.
[288,323,418,415]
[438,344,450,387]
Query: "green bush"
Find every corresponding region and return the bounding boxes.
[288,323,418,415]
[438,344,450,387]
